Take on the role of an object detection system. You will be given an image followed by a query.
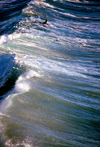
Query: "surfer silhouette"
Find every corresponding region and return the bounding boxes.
[32,19,50,26]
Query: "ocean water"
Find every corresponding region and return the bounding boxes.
[0,0,100,146]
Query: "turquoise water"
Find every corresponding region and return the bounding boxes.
[0,0,100,146]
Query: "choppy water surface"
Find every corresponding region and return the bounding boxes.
[0,0,100,146]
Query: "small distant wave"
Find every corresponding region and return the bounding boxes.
[0,0,31,35]
[0,0,31,21]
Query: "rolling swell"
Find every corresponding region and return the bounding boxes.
[0,0,31,35]
[45,0,100,22]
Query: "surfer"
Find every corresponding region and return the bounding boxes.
[32,19,50,26]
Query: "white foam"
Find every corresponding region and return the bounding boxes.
[0,94,13,111]
[0,35,7,44]
[5,139,34,147]
[14,70,41,94]
[17,70,41,82]
[14,81,30,93]
[0,112,10,117]
[29,0,55,8]
[15,52,86,78]
[0,33,21,45]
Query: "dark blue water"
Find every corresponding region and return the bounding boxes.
[0,0,100,147]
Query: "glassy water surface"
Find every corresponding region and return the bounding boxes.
[0,0,100,146]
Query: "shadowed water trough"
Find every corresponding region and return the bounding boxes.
[0,53,26,99]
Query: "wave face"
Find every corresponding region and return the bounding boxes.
[0,0,100,147]
[0,54,15,98]
[0,53,26,99]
